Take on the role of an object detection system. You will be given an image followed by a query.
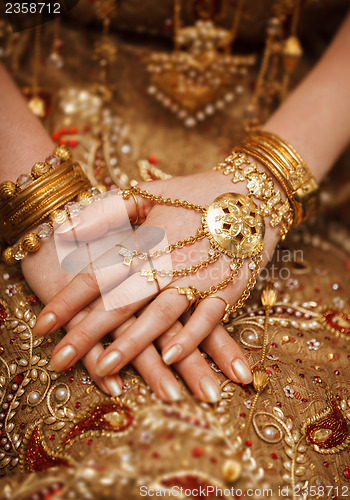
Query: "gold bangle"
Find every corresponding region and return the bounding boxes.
[4,175,90,244]
[240,130,319,225]
[1,161,75,220]
[2,164,80,238]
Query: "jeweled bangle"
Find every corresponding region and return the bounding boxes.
[1,184,107,266]
[238,130,319,226]
[0,146,106,265]
[213,151,293,238]
[0,145,71,202]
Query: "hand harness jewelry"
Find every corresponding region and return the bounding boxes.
[118,131,318,322]
[118,158,287,319]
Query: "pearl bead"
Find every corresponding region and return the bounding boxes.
[263,426,276,439]
[55,387,68,401]
[28,391,40,405]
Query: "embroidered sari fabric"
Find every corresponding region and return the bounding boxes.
[0,2,349,498]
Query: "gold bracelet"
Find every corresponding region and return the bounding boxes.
[0,145,103,265]
[2,163,82,239]
[239,130,319,225]
[0,145,72,203]
[1,184,107,266]
[3,167,91,244]
[214,151,293,239]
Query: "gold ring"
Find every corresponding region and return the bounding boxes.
[152,269,161,294]
[196,295,232,323]
[163,285,198,312]
[129,191,139,226]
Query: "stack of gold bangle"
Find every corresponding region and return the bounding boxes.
[235,130,319,227]
[0,145,95,266]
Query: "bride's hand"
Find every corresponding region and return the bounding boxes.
[33,169,281,401]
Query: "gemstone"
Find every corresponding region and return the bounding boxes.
[248,262,256,270]
[90,187,101,196]
[64,202,81,216]
[344,468,350,480]
[36,223,53,239]
[310,428,332,443]
[45,155,61,169]
[11,244,27,260]
[17,174,32,189]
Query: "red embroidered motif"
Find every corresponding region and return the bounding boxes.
[302,392,350,453]
[0,304,7,325]
[322,310,350,339]
[62,403,133,444]
[26,427,70,472]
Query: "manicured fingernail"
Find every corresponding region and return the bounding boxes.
[160,376,182,401]
[55,217,81,234]
[96,350,122,377]
[33,312,56,336]
[50,345,77,371]
[105,376,122,397]
[232,359,253,384]
[162,344,183,365]
[199,376,221,403]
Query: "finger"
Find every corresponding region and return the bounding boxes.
[94,289,187,377]
[201,323,253,385]
[33,247,132,337]
[65,309,123,397]
[34,224,172,337]
[110,316,183,402]
[82,342,124,397]
[161,296,226,365]
[155,323,221,403]
[56,187,155,241]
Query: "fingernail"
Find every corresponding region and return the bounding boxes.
[199,376,221,403]
[105,376,122,397]
[50,345,77,371]
[33,312,56,336]
[160,376,182,401]
[96,350,122,377]
[55,217,81,234]
[162,344,183,365]
[232,359,253,384]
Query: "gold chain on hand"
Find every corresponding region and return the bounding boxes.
[119,184,275,323]
[125,186,205,212]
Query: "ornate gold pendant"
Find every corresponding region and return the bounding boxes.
[202,193,265,258]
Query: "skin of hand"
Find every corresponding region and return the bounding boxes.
[32,168,282,400]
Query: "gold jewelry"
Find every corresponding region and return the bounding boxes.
[152,270,161,294]
[120,185,265,312]
[213,152,293,238]
[122,190,139,226]
[163,286,198,312]
[237,130,319,226]
[0,146,98,264]
[145,0,255,127]
[196,296,232,323]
